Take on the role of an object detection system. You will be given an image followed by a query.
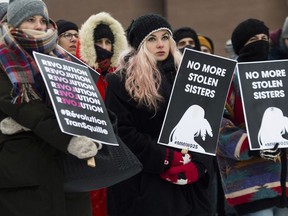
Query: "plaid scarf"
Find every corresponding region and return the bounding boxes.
[0,23,70,105]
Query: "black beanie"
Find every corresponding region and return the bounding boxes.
[126,13,172,50]
[56,19,78,36]
[231,18,269,55]
[93,24,114,44]
[173,27,201,51]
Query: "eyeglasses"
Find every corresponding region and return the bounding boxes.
[60,33,79,40]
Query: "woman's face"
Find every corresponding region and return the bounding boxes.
[201,45,212,54]
[177,37,195,49]
[18,15,48,31]
[58,30,79,56]
[146,30,170,61]
[244,33,269,46]
[95,38,113,52]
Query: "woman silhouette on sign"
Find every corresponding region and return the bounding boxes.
[169,104,213,152]
[258,107,288,148]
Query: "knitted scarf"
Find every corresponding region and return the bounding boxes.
[0,23,70,105]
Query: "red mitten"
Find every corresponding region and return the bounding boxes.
[164,149,191,168]
[160,161,207,185]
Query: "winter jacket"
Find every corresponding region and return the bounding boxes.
[75,12,128,216]
[216,75,288,215]
[104,57,214,216]
[0,66,71,215]
[0,31,91,216]
[76,12,127,99]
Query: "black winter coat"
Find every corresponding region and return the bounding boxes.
[105,58,214,216]
[0,68,91,215]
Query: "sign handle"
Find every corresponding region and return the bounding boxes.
[87,157,96,167]
[181,149,189,154]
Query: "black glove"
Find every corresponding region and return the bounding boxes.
[259,143,280,162]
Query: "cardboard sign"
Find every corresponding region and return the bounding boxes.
[33,52,118,146]
[237,59,288,150]
[158,49,236,155]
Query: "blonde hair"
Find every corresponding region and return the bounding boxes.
[118,36,181,111]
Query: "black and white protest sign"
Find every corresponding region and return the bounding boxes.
[158,49,236,155]
[60,46,100,83]
[237,60,288,150]
[33,52,118,146]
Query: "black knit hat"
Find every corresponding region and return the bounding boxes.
[173,27,201,51]
[56,19,78,36]
[93,24,114,44]
[126,13,172,49]
[231,18,269,55]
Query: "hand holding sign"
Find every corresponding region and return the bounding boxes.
[259,143,281,162]
[33,52,119,169]
[237,60,288,150]
[158,49,236,155]
[68,136,102,167]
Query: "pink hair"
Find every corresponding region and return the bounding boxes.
[117,35,181,112]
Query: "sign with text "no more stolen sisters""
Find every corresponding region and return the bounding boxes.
[33,52,118,146]
[158,49,237,156]
[237,60,288,150]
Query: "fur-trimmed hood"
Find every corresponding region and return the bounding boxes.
[78,12,127,69]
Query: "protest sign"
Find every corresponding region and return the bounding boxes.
[237,59,288,150]
[60,46,100,83]
[33,52,118,146]
[158,49,236,155]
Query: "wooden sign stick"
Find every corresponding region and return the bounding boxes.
[181,149,189,154]
[87,157,96,167]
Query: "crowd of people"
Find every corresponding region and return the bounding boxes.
[1,0,288,216]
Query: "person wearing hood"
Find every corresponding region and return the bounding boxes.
[173,26,201,53]
[76,11,128,98]
[217,18,288,216]
[0,0,102,215]
[76,11,127,216]
[104,13,213,216]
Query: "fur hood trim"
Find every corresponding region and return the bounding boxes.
[79,12,128,68]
